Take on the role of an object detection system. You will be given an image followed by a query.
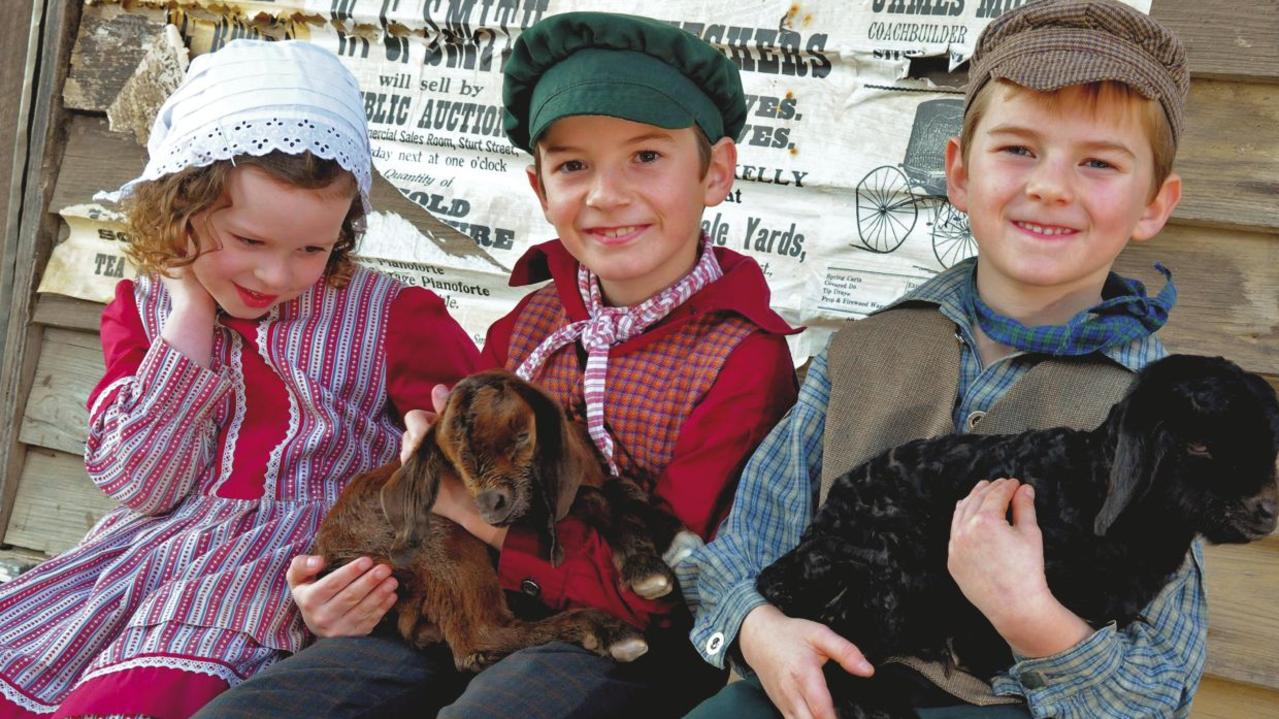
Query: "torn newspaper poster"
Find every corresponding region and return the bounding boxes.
[60,0,1149,363]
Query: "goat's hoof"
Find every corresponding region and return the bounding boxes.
[662,530,703,567]
[608,636,649,662]
[621,553,678,599]
[457,650,503,672]
[630,573,673,599]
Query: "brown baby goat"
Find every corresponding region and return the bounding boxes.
[314,370,695,671]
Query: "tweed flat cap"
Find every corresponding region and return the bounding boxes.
[966,0,1189,142]
[502,12,746,153]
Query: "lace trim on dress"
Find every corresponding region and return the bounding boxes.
[79,655,244,687]
[208,332,247,497]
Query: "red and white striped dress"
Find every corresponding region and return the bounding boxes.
[0,266,478,718]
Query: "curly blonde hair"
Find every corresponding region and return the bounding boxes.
[123,151,365,287]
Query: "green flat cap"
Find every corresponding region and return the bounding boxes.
[502,12,746,153]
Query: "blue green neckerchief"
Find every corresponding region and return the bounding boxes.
[966,262,1176,356]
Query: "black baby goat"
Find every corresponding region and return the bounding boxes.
[757,354,1279,719]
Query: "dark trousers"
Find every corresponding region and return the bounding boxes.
[684,674,1033,719]
[195,625,725,719]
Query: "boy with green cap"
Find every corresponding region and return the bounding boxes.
[196,12,799,719]
[682,1,1203,718]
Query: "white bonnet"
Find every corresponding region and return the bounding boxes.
[98,39,373,212]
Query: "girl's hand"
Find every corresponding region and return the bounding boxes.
[159,261,217,318]
[158,263,218,368]
[948,478,1091,657]
[399,384,451,464]
[158,232,218,367]
[161,227,218,316]
[287,555,398,638]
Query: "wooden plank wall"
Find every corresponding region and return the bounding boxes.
[0,0,81,560]
[0,0,41,367]
[0,1,1275,714]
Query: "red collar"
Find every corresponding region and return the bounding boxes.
[509,239,799,336]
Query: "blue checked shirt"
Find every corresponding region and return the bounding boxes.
[677,261,1208,718]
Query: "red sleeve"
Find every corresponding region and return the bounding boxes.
[88,279,148,408]
[384,287,481,420]
[497,331,798,628]
[85,278,233,514]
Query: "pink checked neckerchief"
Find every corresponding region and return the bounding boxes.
[515,234,723,475]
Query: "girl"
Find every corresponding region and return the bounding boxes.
[0,40,478,719]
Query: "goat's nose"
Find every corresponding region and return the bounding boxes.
[1256,497,1277,522]
[475,489,511,518]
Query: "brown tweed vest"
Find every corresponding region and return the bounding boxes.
[506,285,756,484]
[820,304,1137,704]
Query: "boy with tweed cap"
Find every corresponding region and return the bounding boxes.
[684,1,1202,718]
[198,12,799,719]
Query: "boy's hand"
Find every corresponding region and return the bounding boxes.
[398,384,451,464]
[740,603,873,719]
[287,555,398,638]
[430,474,509,550]
[948,478,1091,657]
[948,478,1047,616]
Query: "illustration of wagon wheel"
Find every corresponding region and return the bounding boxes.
[930,200,975,269]
[855,165,917,253]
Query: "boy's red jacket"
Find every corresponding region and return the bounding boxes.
[481,239,799,628]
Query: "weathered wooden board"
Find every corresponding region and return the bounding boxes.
[3,446,114,555]
[0,0,83,557]
[1114,223,1279,376]
[1152,0,1279,85]
[1173,79,1279,234]
[32,293,104,333]
[0,0,35,175]
[0,0,39,347]
[1202,539,1279,691]
[62,4,162,113]
[19,328,101,457]
[1192,675,1279,719]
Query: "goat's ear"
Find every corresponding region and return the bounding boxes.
[537,416,610,567]
[512,379,596,566]
[380,432,443,553]
[1097,403,1164,536]
[548,416,602,521]
[516,380,596,521]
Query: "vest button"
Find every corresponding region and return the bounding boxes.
[520,579,541,597]
[966,411,986,430]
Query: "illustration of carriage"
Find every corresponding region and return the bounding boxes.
[854,97,975,269]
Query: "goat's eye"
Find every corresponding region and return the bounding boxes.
[515,431,531,446]
[1186,442,1212,458]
